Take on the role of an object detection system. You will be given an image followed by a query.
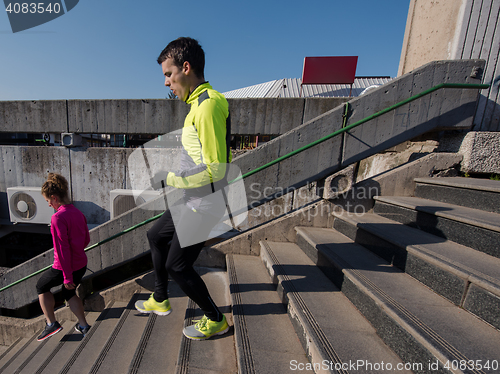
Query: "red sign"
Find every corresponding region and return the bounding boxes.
[302,56,358,85]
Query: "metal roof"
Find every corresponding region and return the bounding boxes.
[223,77,393,98]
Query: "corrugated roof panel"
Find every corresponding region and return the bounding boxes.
[265,79,286,98]
[223,77,393,98]
[223,80,277,98]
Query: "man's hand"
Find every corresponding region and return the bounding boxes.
[151,171,169,190]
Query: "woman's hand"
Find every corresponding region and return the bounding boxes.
[64,282,76,290]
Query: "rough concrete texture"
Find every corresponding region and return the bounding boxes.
[1,97,348,136]
[398,0,464,75]
[0,147,181,225]
[459,131,500,174]
[342,60,485,168]
[0,100,68,134]
[234,61,484,210]
[356,140,439,181]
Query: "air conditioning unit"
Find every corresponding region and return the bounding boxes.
[61,133,82,147]
[7,187,55,224]
[110,189,161,219]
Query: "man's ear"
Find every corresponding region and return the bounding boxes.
[182,61,191,75]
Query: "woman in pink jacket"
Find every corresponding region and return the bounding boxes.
[36,173,91,341]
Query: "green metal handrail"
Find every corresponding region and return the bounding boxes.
[0,82,489,293]
[230,83,489,184]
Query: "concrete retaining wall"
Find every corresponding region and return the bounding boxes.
[399,0,500,131]
[0,98,348,135]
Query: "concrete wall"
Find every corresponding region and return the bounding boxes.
[399,0,500,131]
[398,0,464,75]
[0,98,347,225]
[0,146,181,225]
[0,98,348,135]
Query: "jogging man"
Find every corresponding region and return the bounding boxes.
[135,37,230,340]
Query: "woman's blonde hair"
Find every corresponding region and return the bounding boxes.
[41,173,70,203]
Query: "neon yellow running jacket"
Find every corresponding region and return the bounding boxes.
[166,82,231,198]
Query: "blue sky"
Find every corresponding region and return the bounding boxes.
[0,1,410,100]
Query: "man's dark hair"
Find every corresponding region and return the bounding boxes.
[157,37,205,79]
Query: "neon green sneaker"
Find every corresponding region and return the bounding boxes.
[183,315,229,340]
[135,294,172,316]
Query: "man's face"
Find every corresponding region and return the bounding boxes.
[161,57,189,102]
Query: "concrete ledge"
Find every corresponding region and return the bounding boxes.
[0,304,75,346]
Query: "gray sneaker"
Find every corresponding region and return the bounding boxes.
[37,321,63,341]
[75,324,91,336]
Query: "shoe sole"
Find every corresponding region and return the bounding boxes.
[74,326,90,335]
[135,306,172,316]
[183,325,230,341]
[37,326,63,341]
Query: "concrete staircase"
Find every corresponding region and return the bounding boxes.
[2,177,499,373]
[256,176,500,373]
[0,269,236,374]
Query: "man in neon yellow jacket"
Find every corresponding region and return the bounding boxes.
[135,37,230,341]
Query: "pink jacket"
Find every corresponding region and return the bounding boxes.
[51,204,89,284]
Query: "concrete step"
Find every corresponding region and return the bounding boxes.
[86,294,151,374]
[226,254,308,374]
[2,268,236,374]
[373,195,500,258]
[294,226,500,373]
[126,281,189,374]
[0,337,31,371]
[0,345,7,357]
[57,300,129,374]
[414,177,500,213]
[0,320,73,374]
[259,240,411,374]
[330,211,500,330]
[174,267,236,374]
[34,311,101,374]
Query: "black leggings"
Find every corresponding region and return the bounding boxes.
[147,207,223,322]
[36,266,87,301]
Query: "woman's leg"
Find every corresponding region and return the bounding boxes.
[67,295,88,327]
[38,292,56,324]
[36,267,63,325]
[64,266,90,327]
